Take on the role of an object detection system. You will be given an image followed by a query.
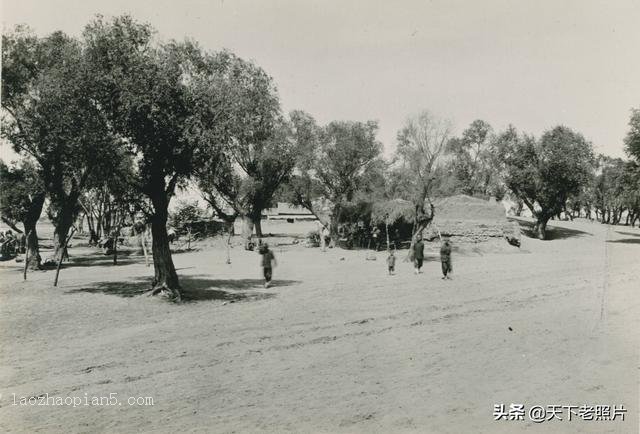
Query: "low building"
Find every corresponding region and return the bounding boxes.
[264,202,316,222]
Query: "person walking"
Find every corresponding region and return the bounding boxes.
[440,237,453,279]
[413,235,425,274]
[386,249,396,275]
[260,243,277,288]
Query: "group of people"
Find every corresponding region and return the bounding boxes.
[386,235,453,279]
[0,230,25,260]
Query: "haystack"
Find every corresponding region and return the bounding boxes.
[371,199,414,226]
[427,195,521,246]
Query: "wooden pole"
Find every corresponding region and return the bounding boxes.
[112,210,118,265]
[140,232,149,267]
[385,218,390,252]
[113,229,118,265]
[53,228,76,287]
[226,223,232,264]
[23,230,32,280]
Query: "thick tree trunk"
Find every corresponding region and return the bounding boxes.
[225,221,233,264]
[534,216,549,240]
[23,221,41,270]
[406,201,435,260]
[385,222,390,251]
[241,215,255,250]
[327,203,343,248]
[147,202,181,301]
[253,215,263,238]
[23,192,45,270]
[52,203,76,263]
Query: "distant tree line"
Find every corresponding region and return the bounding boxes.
[1,15,638,300]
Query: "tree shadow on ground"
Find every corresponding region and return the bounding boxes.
[615,231,640,238]
[65,253,143,268]
[170,247,202,254]
[260,233,306,239]
[66,276,300,303]
[511,218,591,240]
[607,238,640,245]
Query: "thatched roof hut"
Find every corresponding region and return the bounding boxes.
[371,199,415,226]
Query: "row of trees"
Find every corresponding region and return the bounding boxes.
[1,15,638,301]
[1,16,299,300]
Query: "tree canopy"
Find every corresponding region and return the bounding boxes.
[2,26,124,261]
[500,125,595,239]
[624,108,640,162]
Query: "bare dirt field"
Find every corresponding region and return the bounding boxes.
[0,219,638,433]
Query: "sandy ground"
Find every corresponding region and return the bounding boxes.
[0,219,638,433]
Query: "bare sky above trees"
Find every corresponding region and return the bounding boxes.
[2,0,640,161]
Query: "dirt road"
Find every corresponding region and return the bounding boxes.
[1,219,638,433]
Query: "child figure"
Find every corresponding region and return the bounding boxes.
[260,243,277,288]
[440,237,452,279]
[386,249,396,275]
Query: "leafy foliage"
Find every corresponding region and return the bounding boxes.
[284,115,383,227]
[499,125,595,238]
[446,119,503,197]
[169,200,206,233]
[0,160,45,231]
[624,108,640,162]
[2,26,125,258]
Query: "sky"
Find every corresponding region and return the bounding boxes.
[2,0,640,162]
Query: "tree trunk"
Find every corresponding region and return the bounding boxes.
[226,221,233,264]
[22,192,45,270]
[241,215,255,250]
[253,215,263,238]
[52,201,77,263]
[147,200,181,301]
[328,203,343,248]
[23,221,41,270]
[385,222,390,251]
[535,216,549,240]
[53,228,76,287]
[406,201,435,260]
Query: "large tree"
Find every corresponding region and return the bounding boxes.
[198,110,303,249]
[500,125,594,239]
[394,110,452,242]
[447,119,502,197]
[2,27,123,262]
[84,16,252,300]
[0,160,46,269]
[287,117,383,238]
